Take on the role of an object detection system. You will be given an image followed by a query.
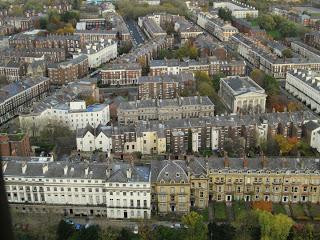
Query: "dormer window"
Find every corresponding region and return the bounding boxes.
[165,172,169,177]
[176,173,180,177]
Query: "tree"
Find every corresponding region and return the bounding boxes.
[274,135,298,156]
[271,214,294,240]
[282,48,293,58]
[257,211,294,240]
[252,201,272,212]
[257,14,276,31]
[212,73,224,92]
[208,222,236,240]
[182,211,208,240]
[56,220,75,240]
[288,224,314,240]
[233,210,260,240]
[79,225,100,240]
[154,226,185,240]
[99,227,119,240]
[264,75,279,96]
[250,69,265,87]
[218,8,232,21]
[279,21,297,38]
[139,224,154,240]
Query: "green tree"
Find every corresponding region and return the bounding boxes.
[154,226,185,240]
[182,211,208,240]
[208,222,236,240]
[218,8,232,21]
[257,211,294,240]
[282,48,293,58]
[79,225,100,240]
[279,21,297,38]
[233,210,260,240]
[250,69,265,87]
[99,227,119,240]
[56,220,74,240]
[257,14,276,31]
[264,75,279,96]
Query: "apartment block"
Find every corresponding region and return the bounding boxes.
[285,69,320,113]
[3,160,151,219]
[48,55,89,85]
[100,63,142,85]
[117,96,215,125]
[0,77,50,125]
[137,72,195,100]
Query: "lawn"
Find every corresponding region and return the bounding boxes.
[272,203,287,215]
[233,201,247,219]
[290,204,309,220]
[213,202,227,221]
[308,204,320,221]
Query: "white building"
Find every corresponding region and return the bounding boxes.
[73,40,117,68]
[3,159,151,219]
[213,1,258,18]
[286,69,320,114]
[303,121,320,153]
[76,125,112,154]
[197,12,238,41]
[20,101,110,131]
[219,76,267,114]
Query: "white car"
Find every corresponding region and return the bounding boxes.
[133,225,139,234]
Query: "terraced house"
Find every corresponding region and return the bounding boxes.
[3,159,151,219]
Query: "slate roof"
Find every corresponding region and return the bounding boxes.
[3,160,151,182]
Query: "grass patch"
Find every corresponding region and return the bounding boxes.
[213,202,227,221]
[308,204,320,221]
[290,204,309,220]
[272,203,287,215]
[233,201,247,219]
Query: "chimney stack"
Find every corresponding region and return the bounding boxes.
[63,165,68,175]
[42,163,49,174]
[260,152,267,168]
[85,166,89,176]
[242,152,248,168]
[22,161,27,174]
[224,151,229,168]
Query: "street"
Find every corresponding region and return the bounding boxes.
[125,18,145,46]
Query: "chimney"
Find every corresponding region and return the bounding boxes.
[106,168,110,178]
[85,166,89,176]
[22,162,27,174]
[242,152,248,168]
[64,165,68,175]
[42,163,49,174]
[260,152,267,168]
[126,168,132,179]
[224,151,229,168]
[2,161,8,173]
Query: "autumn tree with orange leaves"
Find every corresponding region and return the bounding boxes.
[274,135,299,156]
[252,201,272,212]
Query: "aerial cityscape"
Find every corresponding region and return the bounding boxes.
[1,0,320,239]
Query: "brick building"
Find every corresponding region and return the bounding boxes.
[0,132,32,157]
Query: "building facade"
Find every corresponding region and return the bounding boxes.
[285,69,320,114]
[3,160,151,219]
[117,96,215,125]
[100,63,142,86]
[0,77,50,126]
[219,76,267,114]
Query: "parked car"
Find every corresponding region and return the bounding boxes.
[133,225,139,234]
